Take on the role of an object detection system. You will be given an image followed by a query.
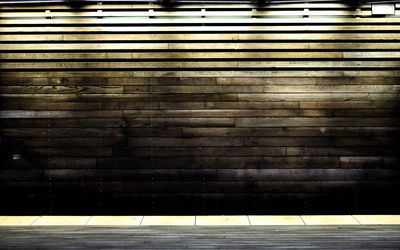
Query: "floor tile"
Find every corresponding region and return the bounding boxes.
[31,216,91,226]
[0,216,40,226]
[249,215,304,225]
[196,216,250,226]
[141,216,195,225]
[301,215,359,225]
[86,216,142,226]
[353,215,400,225]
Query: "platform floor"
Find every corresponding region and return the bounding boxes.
[1,225,400,249]
[1,215,400,226]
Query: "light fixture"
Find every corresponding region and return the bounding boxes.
[372,3,395,14]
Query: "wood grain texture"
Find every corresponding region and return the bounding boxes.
[1,226,400,249]
[0,0,399,215]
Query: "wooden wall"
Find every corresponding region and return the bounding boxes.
[0,1,399,215]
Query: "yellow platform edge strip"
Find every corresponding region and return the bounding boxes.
[1,215,400,226]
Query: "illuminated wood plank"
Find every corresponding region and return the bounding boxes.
[3,25,400,33]
[1,61,399,69]
[1,33,399,41]
[1,18,399,25]
[0,52,343,59]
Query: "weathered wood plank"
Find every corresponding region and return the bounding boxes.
[2,71,400,78]
[182,127,400,137]
[2,43,400,51]
[0,110,122,118]
[217,77,400,86]
[300,101,400,109]
[0,10,374,18]
[2,18,400,25]
[2,61,400,70]
[123,109,332,117]
[235,117,400,127]
[2,33,400,41]
[0,86,123,94]
[98,156,340,169]
[238,93,398,102]
[111,147,286,157]
[217,169,400,181]
[5,25,400,33]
